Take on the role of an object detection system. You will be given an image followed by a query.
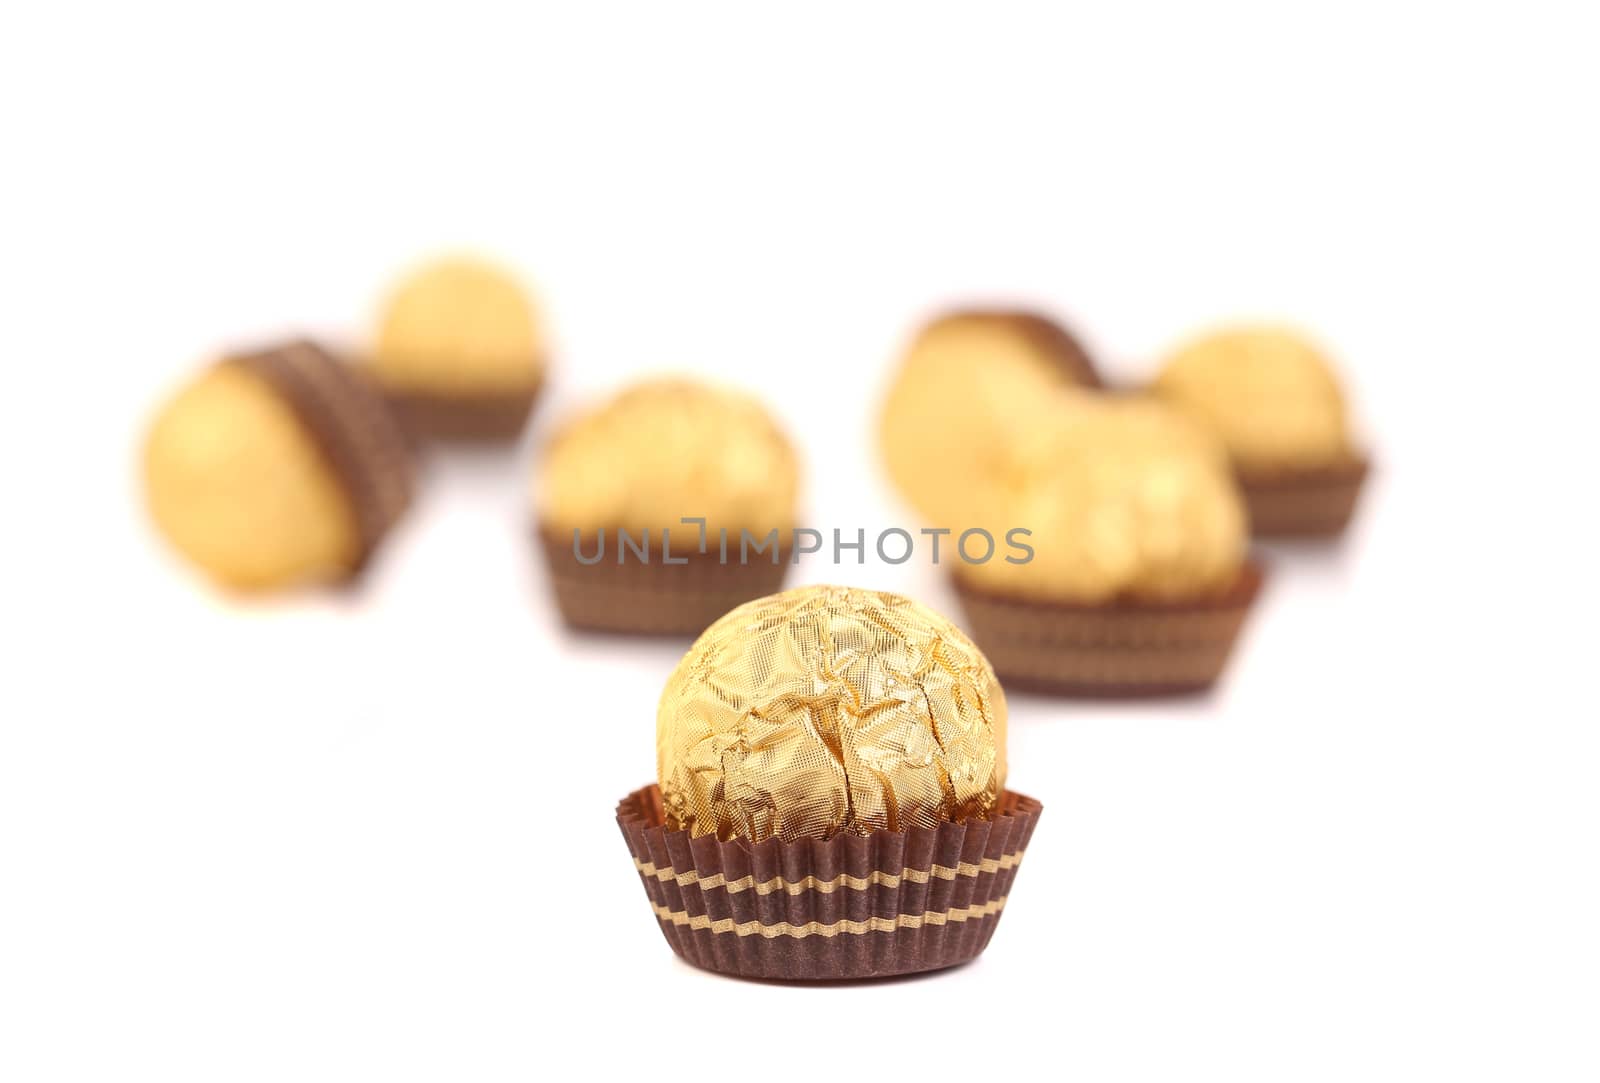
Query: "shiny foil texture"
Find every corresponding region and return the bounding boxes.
[958,395,1248,603]
[657,585,1007,843]
[537,377,798,535]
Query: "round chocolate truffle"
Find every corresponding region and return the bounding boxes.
[958,395,1247,603]
[537,378,798,539]
[372,256,544,396]
[879,310,1099,528]
[143,342,413,592]
[657,585,1007,842]
[1152,325,1353,473]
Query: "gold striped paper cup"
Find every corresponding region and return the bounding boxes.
[616,784,1042,981]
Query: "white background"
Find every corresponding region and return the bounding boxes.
[3,3,1597,1080]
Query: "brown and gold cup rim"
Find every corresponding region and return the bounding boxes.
[617,784,1042,981]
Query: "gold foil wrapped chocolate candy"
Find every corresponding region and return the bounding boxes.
[1152,325,1371,537]
[879,309,1099,527]
[950,395,1264,696]
[369,256,547,440]
[657,585,1006,842]
[143,341,414,593]
[1153,325,1351,471]
[619,584,1041,980]
[539,378,797,539]
[534,379,800,636]
[959,395,1247,604]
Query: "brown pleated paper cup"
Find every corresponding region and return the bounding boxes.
[616,785,1042,981]
[538,528,789,637]
[952,561,1265,697]
[230,341,416,578]
[1238,457,1370,539]
[381,379,543,442]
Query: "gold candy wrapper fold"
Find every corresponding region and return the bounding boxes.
[658,585,1007,843]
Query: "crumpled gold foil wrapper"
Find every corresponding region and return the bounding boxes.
[1152,325,1352,472]
[958,394,1247,603]
[537,377,798,536]
[658,585,1007,842]
[879,311,1096,529]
